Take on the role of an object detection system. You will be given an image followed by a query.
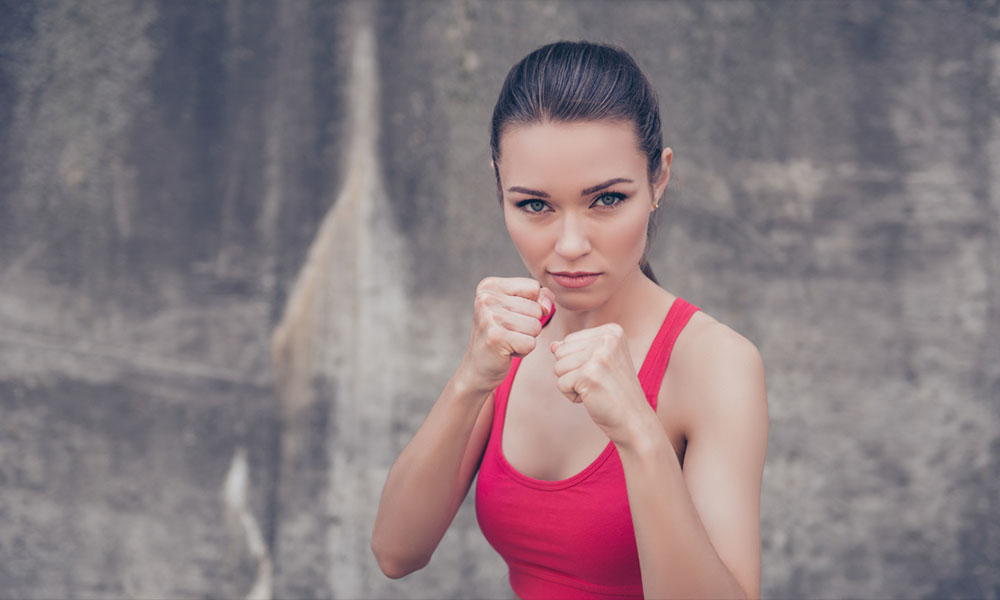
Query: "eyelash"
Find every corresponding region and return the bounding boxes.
[515,192,627,214]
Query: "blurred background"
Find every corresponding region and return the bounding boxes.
[1,0,997,598]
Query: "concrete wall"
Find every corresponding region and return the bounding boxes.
[1,1,997,598]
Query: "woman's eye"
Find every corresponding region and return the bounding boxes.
[594,192,625,208]
[519,200,547,213]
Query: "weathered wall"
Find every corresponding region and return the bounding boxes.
[0,1,997,598]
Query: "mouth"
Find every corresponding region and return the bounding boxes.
[548,271,602,289]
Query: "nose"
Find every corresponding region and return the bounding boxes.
[554,214,592,260]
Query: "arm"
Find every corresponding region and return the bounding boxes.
[371,277,554,578]
[617,326,768,599]
[370,367,495,578]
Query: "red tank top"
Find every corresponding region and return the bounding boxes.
[475,297,700,599]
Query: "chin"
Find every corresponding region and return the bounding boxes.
[549,288,607,313]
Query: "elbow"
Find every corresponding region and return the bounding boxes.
[375,559,411,580]
[375,556,423,580]
[370,537,429,579]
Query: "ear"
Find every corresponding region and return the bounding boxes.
[651,147,673,210]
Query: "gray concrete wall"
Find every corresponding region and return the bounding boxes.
[1,1,997,598]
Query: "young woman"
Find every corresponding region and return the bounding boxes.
[372,41,768,599]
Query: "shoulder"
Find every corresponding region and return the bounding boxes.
[678,310,764,382]
[665,308,768,438]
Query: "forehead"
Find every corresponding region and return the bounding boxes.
[497,120,644,185]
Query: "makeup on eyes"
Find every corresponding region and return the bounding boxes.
[512,189,631,214]
[591,191,626,209]
[504,177,635,198]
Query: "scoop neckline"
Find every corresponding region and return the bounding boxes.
[495,297,680,491]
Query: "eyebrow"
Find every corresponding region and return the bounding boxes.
[506,186,549,198]
[506,177,635,199]
[581,177,634,195]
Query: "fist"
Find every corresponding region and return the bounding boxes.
[463,277,555,392]
[550,323,649,443]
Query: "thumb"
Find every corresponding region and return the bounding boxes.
[538,287,556,316]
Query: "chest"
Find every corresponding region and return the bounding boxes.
[500,348,687,482]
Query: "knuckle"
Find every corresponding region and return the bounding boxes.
[474,292,496,311]
[485,327,502,347]
[528,319,542,336]
[477,277,497,294]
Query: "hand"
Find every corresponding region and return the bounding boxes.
[460,277,555,394]
[550,323,652,446]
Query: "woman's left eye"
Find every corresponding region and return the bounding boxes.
[593,192,626,209]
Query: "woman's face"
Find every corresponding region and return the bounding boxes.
[496,119,669,311]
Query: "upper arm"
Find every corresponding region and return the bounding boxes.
[681,327,768,598]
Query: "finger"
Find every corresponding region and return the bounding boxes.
[479,277,542,302]
[560,322,624,345]
[551,336,601,361]
[486,320,538,356]
[492,308,544,338]
[552,351,589,378]
[474,289,542,322]
[490,292,544,320]
[556,372,582,403]
[538,287,555,316]
[506,331,538,357]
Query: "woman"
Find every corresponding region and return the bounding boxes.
[372,41,768,599]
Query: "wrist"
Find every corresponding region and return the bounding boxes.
[613,405,667,457]
[452,358,498,401]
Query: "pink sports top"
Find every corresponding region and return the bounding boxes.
[475,297,701,599]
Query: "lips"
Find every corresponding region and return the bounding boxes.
[549,271,601,289]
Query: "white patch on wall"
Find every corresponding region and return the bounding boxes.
[222,446,273,600]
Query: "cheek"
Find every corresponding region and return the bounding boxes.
[508,226,546,259]
[602,210,649,264]
[505,211,548,263]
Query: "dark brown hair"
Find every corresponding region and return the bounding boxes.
[490,41,664,283]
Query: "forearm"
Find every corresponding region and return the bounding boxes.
[617,414,748,599]
[371,367,492,576]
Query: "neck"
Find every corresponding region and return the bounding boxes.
[549,267,659,338]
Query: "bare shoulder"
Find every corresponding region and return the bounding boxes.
[676,310,764,376]
[665,308,768,435]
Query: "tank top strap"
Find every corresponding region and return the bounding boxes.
[491,355,521,428]
[637,297,701,409]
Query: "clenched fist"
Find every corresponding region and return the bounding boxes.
[460,277,555,395]
[550,323,651,446]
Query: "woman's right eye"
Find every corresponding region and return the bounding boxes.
[517,200,548,213]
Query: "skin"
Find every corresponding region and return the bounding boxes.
[371,119,768,600]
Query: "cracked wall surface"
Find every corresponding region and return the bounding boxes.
[0,1,998,598]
